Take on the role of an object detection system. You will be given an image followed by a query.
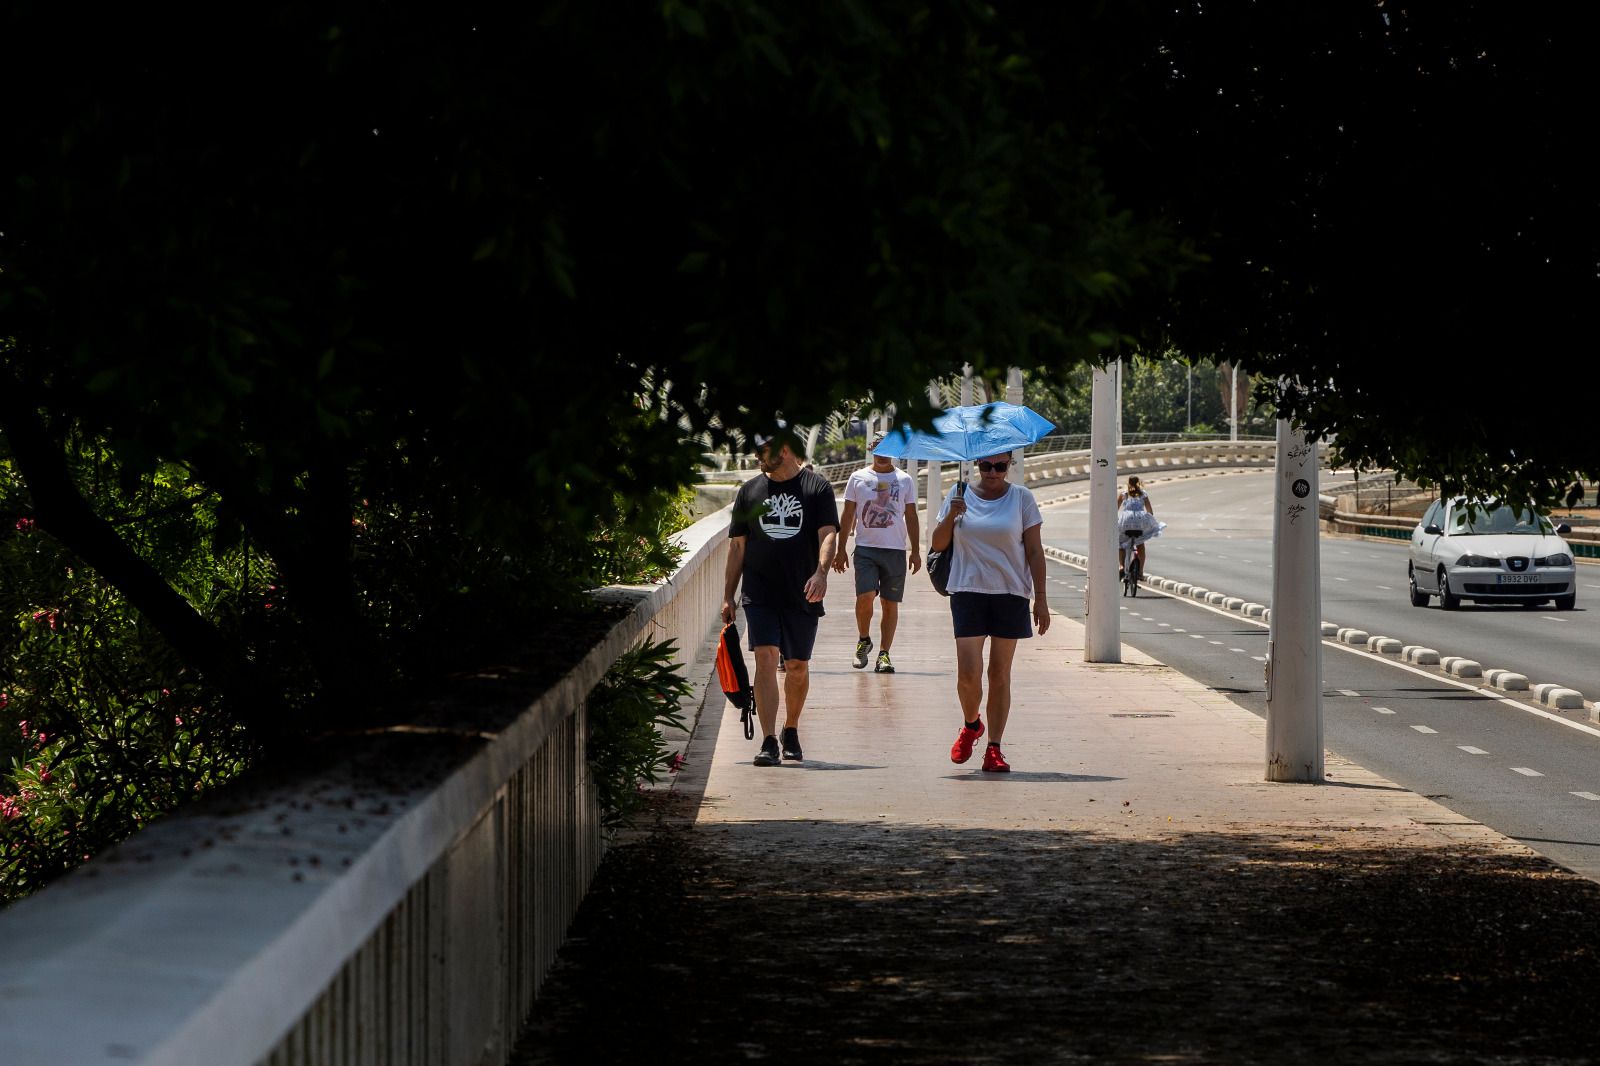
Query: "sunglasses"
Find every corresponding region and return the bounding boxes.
[976,460,1010,473]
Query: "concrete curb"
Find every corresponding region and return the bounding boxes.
[1039,542,1592,721]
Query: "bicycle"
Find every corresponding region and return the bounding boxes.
[1122,529,1144,597]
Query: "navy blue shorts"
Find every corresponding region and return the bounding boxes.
[743,603,821,662]
[950,592,1032,640]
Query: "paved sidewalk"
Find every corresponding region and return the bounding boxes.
[517,571,1600,1064]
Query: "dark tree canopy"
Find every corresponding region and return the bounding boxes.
[0,3,1179,732]
[1047,1,1600,505]
[4,1,1596,744]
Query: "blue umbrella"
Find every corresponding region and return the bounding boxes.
[873,402,1056,461]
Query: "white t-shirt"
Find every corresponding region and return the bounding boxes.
[937,482,1043,598]
[844,465,917,550]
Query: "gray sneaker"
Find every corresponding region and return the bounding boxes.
[874,650,895,674]
[853,636,873,669]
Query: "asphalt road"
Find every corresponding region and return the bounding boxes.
[1032,469,1600,880]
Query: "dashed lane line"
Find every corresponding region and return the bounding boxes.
[1230,648,1247,654]
[1042,552,1600,743]
[1373,707,1396,715]
[1573,792,1600,801]
[1337,689,1361,697]
[1459,746,1489,755]
[1511,767,1545,777]
[1411,725,1438,734]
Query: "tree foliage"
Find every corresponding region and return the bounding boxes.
[1048,1,1600,505]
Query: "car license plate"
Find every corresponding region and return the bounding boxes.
[1498,574,1540,585]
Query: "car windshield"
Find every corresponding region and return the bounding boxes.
[1450,501,1552,536]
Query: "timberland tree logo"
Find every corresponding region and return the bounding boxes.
[759,494,805,539]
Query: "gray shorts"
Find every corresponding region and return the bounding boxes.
[853,546,908,601]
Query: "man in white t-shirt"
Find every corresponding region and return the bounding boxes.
[831,436,920,673]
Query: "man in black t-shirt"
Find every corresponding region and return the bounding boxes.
[722,426,839,766]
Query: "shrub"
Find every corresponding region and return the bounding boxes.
[585,639,691,829]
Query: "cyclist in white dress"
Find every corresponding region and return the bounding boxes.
[1117,476,1163,579]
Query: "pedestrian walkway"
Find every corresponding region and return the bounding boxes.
[515,568,1600,1064]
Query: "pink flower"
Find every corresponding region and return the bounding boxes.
[17,720,28,738]
[38,770,51,784]
[14,517,35,532]
[174,716,184,727]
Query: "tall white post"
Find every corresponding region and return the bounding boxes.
[924,381,943,539]
[1005,366,1026,480]
[1114,358,1123,445]
[1265,418,1324,782]
[1085,364,1121,663]
[1230,363,1240,442]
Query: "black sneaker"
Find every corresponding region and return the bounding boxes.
[753,735,781,766]
[780,726,803,761]
[852,636,873,669]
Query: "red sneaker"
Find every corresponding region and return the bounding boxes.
[950,719,985,764]
[981,744,1011,773]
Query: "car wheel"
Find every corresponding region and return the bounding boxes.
[1438,568,1460,610]
[1555,592,1577,610]
[1408,567,1429,607]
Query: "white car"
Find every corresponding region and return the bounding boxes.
[1408,497,1577,610]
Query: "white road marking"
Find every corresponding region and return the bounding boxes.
[1373,707,1396,715]
[1191,634,1205,639]
[1337,689,1361,697]
[1158,622,1171,628]
[1173,627,1187,633]
[1252,655,1266,662]
[1334,576,1350,582]
[1230,648,1247,654]
[1208,640,1224,645]
[1375,585,1394,590]
[1411,725,1438,734]
[1541,616,1567,623]
[1458,746,1489,755]
[1511,767,1544,777]
[1572,792,1600,801]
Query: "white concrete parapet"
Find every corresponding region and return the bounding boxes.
[1243,603,1266,618]
[1319,622,1339,637]
[1223,597,1245,611]
[1367,636,1403,655]
[0,506,737,1066]
[1441,656,1484,678]
[1337,627,1370,645]
[1401,646,1440,665]
[1533,683,1585,709]
[1205,592,1227,605]
[1189,587,1210,600]
[1484,669,1530,692]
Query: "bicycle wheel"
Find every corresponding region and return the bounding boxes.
[1126,557,1141,596]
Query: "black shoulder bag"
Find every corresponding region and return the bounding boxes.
[927,482,966,596]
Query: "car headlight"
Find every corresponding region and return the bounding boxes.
[1537,553,1573,567]
[1454,554,1500,568]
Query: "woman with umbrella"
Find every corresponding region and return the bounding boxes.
[929,450,1050,772]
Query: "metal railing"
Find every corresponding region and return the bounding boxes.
[0,508,734,1066]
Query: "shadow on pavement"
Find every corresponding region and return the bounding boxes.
[513,813,1600,1065]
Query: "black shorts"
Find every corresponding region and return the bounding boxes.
[743,603,821,661]
[950,592,1032,640]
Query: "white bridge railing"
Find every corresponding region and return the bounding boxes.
[800,438,1295,491]
[0,508,734,1066]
